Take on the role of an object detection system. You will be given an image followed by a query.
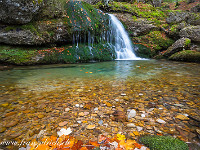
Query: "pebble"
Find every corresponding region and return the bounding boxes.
[136,126,143,131]
[175,114,189,120]
[128,109,136,119]
[77,121,82,124]
[75,104,80,107]
[98,120,103,125]
[156,119,166,124]
[59,121,68,127]
[65,108,70,112]
[127,123,136,128]
[141,114,145,118]
[121,93,126,96]
[94,107,98,111]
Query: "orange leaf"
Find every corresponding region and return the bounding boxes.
[80,147,88,150]
[134,143,142,149]
[35,144,49,150]
[89,141,100,147]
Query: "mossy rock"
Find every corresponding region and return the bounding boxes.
[139,135,189,150]
[0,43,115,65]
[169,50,200,63]
[133,31,174,57]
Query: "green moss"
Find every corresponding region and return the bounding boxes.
[0,46,37,65]
[134,31,174,56]
[139,135,189,150]
[169,50,200,62]
[184,38,191,47]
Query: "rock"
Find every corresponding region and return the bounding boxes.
[98,120,103,125]
[0,0,43,24]
[59,121,68,127]
[136,126,143,131]
[163,38,191,57]
[166,12,189,24]
[121,93,126,96]
[127,123,136,128]
[175,114,189,120]
[65,108,70,112]
[112,110,127,122]
[180,26,200,42]
[156,119,166,124]
[5,120,19,128]
[114,13,158,37]
[75,104,80,107]
[86,125,95,130]
[128,109,136,120]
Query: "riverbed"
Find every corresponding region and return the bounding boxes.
[0,60,200,149]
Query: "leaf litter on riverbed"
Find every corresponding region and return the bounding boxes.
[28,133,147,150]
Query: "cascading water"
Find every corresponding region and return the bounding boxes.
[108,14,142,60]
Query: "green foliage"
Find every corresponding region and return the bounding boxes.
[139,135,189,150]
[169,50,200,62]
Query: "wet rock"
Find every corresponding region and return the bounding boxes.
[6,120,19,128]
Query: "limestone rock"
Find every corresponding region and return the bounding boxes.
[113,13,159,37]
[164,38,191,57]
[166,12,189,24]
[179,26,200,42]
[0,0,43,24]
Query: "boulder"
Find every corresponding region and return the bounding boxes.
[0,0,44,24]
[179,25,200,42]
[113,13,159,37]
[166,12,189,24]
[0,22,72,45]
[163,37,191,57]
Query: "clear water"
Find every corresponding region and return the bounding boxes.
[0,60,200,146]
[0,60,199,93]
[109,14,142,60]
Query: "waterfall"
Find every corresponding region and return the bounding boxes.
[108,14,142,60]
